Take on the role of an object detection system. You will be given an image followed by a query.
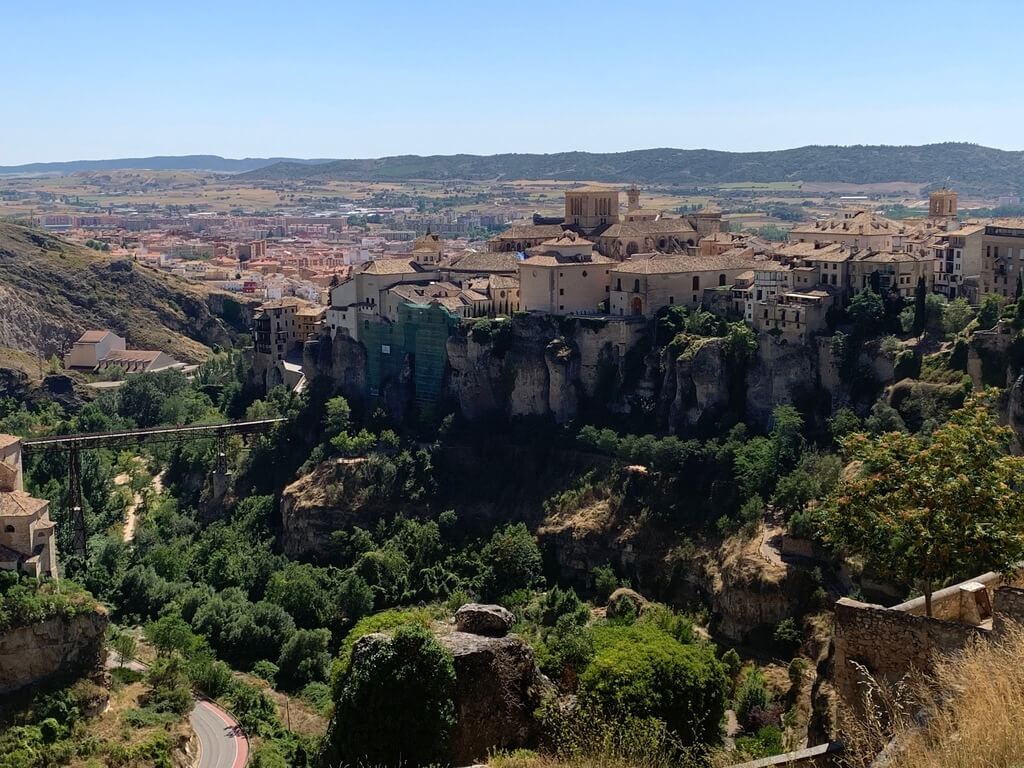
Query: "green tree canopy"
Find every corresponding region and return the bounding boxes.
[820,392,1024,615]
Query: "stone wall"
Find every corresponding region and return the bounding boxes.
[831,577,1024,713]
[0,607,108,694]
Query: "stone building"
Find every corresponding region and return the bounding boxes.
[789,209,900,252]
[0,435,58,580]
[518,233,613,315]
[608,249,761,316]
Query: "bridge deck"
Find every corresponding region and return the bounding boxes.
[21,418,286,452]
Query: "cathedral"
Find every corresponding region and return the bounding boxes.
[487,185,722,259]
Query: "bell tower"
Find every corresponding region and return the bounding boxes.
[627,184,641,211]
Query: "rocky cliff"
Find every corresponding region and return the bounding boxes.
[306,313,906,436]
[0,606,108,694]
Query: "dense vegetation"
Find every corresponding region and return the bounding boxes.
[238,143,1024,195]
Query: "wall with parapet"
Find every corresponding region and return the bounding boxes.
[832,575,1024,713]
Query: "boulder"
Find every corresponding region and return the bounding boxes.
[454,603,515,637]
[606,587,647,619]
[439,630,553,764]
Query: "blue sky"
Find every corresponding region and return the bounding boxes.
[2,0,1022,164]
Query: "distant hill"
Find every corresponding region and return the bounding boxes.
[0,222,254,361]
[5,144,1024,193]
[0,155,336,175]
[235,143,1024,194]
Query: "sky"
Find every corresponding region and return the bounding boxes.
[3,0,1024,165]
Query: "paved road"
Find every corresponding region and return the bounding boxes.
[108,653,248,768]
[191,698,249,768]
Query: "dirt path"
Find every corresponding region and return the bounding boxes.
[114,463,164,543]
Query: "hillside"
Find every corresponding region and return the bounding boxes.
[0,222,254,362]
[237,143,1024,194]
[0,155,335,175]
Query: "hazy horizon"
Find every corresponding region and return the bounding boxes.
[5,0,1024,165]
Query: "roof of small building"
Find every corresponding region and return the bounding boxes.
[101,350,164,364]
[358,258,431,276]
[0,435,20,451]
[0,490,48,518]
[521,252,614,267]
[258,297,306,310]
[76,330,114,344]
[442,250,520,274]
[790,211,899,237]
[542,231,594,247]
[489,224,565,241]
[611,251,763,274]
[854,250,929,264]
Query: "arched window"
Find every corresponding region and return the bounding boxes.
[5,525,14,533]
[719,273,727,286]
[626,241,639,256]
[692,276,700,291]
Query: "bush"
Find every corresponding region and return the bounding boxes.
[329,624,456,767]
[480,523,543,600]
[578,625,727,747]
[591,564,620,603]
[331,607,434,689]
[251,660,279,684]
[276,628,331,692]
[735,667,771,727]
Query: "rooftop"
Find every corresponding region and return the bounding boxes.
[0,490,48,518]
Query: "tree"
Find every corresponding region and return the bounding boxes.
[480,523,543,600]
[912,276,928,335]
[769,405,804,472]
[144,614,200,657]
[111,630,137,667]
[1016,272,1022,301]
[942,298,974,336]
[820,393,1024,616]
[329,624,456,767]
[578,625,727,747]
[977,293,1002,330]
[847,289,885,337]
[277,628,332,692]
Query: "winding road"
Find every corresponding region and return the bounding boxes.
[108,653,249,768]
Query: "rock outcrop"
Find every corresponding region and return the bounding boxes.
[454,603,515,637]
[438,629,552,764]
[606,587,647,619]
[0,607,108,694]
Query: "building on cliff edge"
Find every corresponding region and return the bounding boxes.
[0,435,58,579]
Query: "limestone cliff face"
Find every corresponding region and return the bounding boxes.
[745,337,818,427]
[304,333,369,401]
[0,607,108,694]
[307,314,916,435]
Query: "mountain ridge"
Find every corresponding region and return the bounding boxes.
[4,143,1024,194]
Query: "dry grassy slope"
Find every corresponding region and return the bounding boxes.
[0,222,251,363]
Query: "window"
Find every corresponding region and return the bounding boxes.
[719,273,726,286]
[582,270,588,277]
[692,276,700,291]
[669,296,674,304]
[559,288,564,296]
[633,279,640,293]
[616,278,622,291]
[4,525,13,533]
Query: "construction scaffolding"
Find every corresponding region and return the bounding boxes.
[362,303,459,411]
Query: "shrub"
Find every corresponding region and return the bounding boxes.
[591,564,619,603]
[251,660,279,684]
[735,667,771,727]
[480,523,543,600]
[578,625,727,746]
[331,607,434,689]
[276,628,331,692]
[330,624,456,767]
